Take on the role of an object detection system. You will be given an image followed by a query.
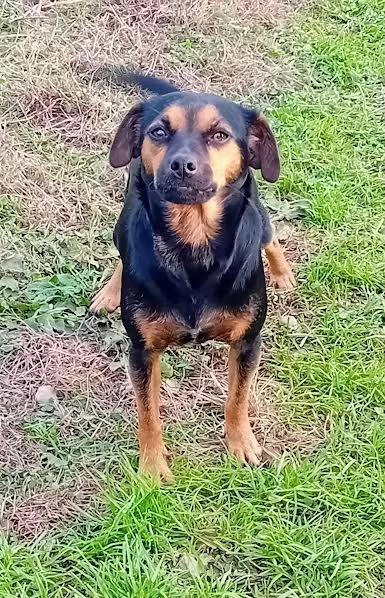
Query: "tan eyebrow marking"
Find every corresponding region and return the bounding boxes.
[195,104,221,132]
[162,104,187,130]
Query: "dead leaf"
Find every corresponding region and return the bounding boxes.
[1,254,24,273]
[0,275,19,290]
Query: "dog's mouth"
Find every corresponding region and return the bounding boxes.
[155,182,217,204]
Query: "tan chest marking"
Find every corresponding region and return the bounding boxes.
[167,195,223,246]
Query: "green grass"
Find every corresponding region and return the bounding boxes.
[1,0,385,595]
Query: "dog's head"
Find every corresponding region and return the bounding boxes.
[109,92,280,205]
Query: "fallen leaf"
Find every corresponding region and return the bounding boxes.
[0,275,19,291]
[1,254,24,273]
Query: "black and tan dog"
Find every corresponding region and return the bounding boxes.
[91,71,295,481]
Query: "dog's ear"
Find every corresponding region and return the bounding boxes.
[246,112,280,183]
[109,103,144,168]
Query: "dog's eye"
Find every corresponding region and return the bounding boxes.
[149,127,168,141]
[210,131,230,143]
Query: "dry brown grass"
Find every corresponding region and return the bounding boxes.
[4,478,100,540]
[0,125,122,230]
[0,329,131,470]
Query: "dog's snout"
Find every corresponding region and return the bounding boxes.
[170,156,197,179]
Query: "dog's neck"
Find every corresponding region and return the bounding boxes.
[137,162,251,250]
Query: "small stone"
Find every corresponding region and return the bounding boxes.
[35,385,57,405]
[279,315,299,330]
[35,385,59,413]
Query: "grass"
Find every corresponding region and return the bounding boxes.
[1,0,385,595]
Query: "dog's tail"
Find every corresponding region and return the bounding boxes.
[93,66,179,95]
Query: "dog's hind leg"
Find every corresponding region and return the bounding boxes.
[89,260,122,313]
[263,238,296,290]
[225,335,263,467]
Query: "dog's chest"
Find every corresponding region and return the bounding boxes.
[154,235,214,274]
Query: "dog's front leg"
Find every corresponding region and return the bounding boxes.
[129,344,173,482]
[225,334,263,466]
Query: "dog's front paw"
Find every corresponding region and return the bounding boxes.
[225,423,262,467]
[139,449,174,483]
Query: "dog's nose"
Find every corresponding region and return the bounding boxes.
[170,157,197,179]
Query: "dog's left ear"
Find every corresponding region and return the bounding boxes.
[246,113,280,183]
[109,103,144,168]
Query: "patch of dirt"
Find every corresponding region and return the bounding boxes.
[3,478,100,541]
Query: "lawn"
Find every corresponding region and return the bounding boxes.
[1,0,385,596]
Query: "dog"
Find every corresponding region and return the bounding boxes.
[90,70,295,481]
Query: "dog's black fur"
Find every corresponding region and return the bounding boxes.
[95,70,292,479]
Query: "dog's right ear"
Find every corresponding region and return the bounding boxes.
[109,103,144,168]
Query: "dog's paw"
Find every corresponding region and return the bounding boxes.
[225,424,262,467]
[89,282,120,314]
[270,266,296,290]
[139,450,174,484]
